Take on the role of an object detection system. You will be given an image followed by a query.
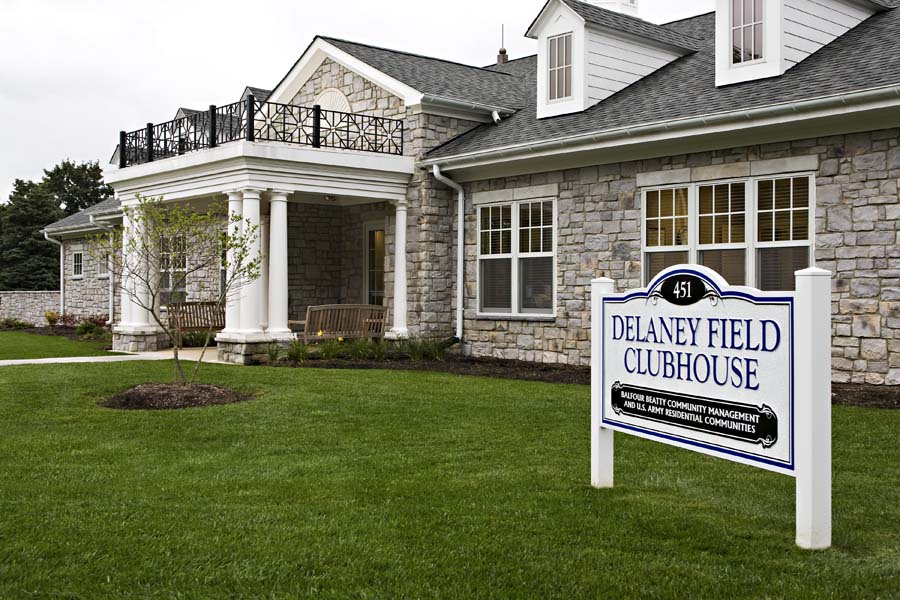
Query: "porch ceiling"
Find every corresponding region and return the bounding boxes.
[105,141,414,204]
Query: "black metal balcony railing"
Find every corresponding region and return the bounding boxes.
[118,95,404,168]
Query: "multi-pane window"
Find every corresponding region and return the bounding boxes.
[367,228,385,306]
[698,182,747,285]
[732,0,763,65]
[478,200,555,316]
[756,176,811,291]
[73,252,83,277]
[548,33,573,101]
[643,176,813,291]
[644,188,689,282]
[98,254,109,277]
[160,236,187,306]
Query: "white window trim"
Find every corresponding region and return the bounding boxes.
[72,252,83,279]
[362,219,386,307]
[97,253,110,279]
[547,33,573,103]
[160,237,187,307]
[730,0,765,68]
[476,197,558,319]
[641,173,815,288]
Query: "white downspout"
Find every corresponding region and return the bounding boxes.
[432,165,465,341]
[43,231,65,315]
[90,215,116,326]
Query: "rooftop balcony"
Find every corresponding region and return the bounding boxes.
[117,95,404,169]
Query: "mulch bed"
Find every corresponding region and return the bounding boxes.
[17,326,85,341]
[101,384,252,411]
[278,357,592,385]
[277,357,900,408]
[832,383,900,409]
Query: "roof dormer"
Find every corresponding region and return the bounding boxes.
[528,0,698,119]
[715,0,882,87]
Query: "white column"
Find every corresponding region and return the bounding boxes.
[119,210,133,326]
[591,277,616,489]
[267,191,291,336]
[795,267,832,550]
[223,191,243,333]
[239,189,263,333]
[260,215,270,331]
[390,199,409,337]
[131,213,152,327]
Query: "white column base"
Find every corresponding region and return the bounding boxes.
[215,331,294,345]
[385,328,409,340]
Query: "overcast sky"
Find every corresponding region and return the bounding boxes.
[0,0,713,202]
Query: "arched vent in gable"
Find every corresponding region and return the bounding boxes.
[313,88,352,112]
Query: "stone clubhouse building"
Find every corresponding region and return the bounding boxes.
[36,0,900,384]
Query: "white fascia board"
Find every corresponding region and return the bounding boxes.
[267,38,423,106]
[108,142,414,204]
[527,0,583,39]
[421,83,900,176]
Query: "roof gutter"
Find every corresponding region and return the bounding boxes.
[42,231,65,315]
[420,94,519,117]
[90,215,117,326]
[421,83,900,170]
[431,165,465,342]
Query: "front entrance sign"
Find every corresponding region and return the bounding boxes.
[590,265,832,550]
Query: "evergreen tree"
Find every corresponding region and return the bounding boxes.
[0,180,64,290]
[0,160,111,290]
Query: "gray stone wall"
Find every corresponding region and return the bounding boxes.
[63,239,119,320]
[286,202,390,320]
[0,291,60,325]
[449,128,900,384]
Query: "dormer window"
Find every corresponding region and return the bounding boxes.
[548,33,573,101]
[731,0,763,65]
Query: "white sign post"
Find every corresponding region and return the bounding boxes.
[590,265,832,550]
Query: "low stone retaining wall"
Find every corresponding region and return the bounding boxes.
[0,291,60,325]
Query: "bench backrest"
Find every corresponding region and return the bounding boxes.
[305,304,387,340]
[167,302,225,331]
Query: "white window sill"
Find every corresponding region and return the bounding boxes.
[97,274,110,280]
[71,275,83,281]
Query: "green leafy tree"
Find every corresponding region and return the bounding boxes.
[0,180,64,290]
[88,195,261,384]
[42,160,112,216]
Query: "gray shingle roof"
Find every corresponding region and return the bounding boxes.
[321,37,527,110]
[244,86,272,102]
[427,5,900,161]
[44,196,121,233]
[557,0,702,51]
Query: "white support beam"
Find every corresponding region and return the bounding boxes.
[239,189,263,334]
[223,191,243,333]
[389,199,409,338]
[267,191,292,338]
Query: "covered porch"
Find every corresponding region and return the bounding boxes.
[106,132,414,363]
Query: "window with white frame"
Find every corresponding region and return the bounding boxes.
[97,253,109,277]
[548,33,573,101]
[160,236,187,306]
[643,175,813,291]
[731,0,763,65]
[478,199,555,316]
[73,252,83,277]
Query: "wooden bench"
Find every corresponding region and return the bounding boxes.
[167,301,225,347]
[289,304,387,342]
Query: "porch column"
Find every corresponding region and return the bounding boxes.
[267,191,291,336]
[260,215,270,331]
[119,209,135,326]
[239,189,263,333]
[390,198,409,338]
[131,211,151,327]
[223,191,243,333]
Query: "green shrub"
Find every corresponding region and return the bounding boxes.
[370,339,388,361]
[76,320,104,337]
[346,338,376,360]
[317,339,346,360]
[265,343,283,363]
[180,331,214,348]
[58,313,78,328]
[286,341,311,364]
[44,311,60,327]
[398,337,447,362]
[0,318,32,330]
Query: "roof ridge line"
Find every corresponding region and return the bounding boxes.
[318,35,520,78]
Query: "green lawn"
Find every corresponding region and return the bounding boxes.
[0,362,898,599]
[0,330,118,360]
